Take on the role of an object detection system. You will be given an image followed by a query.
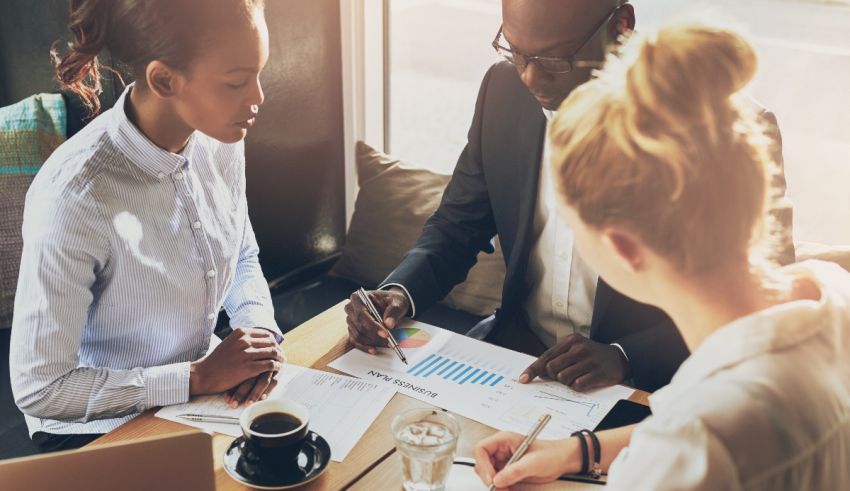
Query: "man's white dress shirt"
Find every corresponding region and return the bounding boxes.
[524,112,598,347]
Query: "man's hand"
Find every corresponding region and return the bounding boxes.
[344,287,411,354]
[189,327,285,396]
[519,334,629,391]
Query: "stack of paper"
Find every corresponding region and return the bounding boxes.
[156,365,395,461]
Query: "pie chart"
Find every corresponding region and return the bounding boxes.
[393,327,431,348]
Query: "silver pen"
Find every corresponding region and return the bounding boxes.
[487,413,552,491]
[177,413,240,424]
[356,288,408,364]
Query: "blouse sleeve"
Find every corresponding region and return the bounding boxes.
[11,187,190,423]
[605,415,742,491]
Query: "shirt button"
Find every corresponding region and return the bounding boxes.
[555,301,565,308]
[206,269,216,278]
[207,312,216,320]
[174,171,184,180]
[192,221,202,230]
[157,172,165,180]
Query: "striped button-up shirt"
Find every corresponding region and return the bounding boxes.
[10,85,280,436]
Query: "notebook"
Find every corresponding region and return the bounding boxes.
[446,458,605,490]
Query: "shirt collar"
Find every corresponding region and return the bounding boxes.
[543,108,555,121]
[108,83,197,178]
[651,260,842,407]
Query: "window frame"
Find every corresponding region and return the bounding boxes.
[339,0,389,228]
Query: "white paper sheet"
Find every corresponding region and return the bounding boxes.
[155,365,395,461]
[329,320,634,440]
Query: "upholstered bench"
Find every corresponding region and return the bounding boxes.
[269,141,506,335]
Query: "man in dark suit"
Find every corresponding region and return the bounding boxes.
[345,0,794,392]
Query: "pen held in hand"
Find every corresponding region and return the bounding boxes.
[356,288,408,365]
[487,413,552,491]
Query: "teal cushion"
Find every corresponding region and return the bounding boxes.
[0,93,66,328]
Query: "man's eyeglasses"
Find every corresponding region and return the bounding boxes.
[491,6,621,74]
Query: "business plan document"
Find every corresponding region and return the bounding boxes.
[155,365,395,461]
[329,319,634,440]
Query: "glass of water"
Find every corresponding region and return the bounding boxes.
[391,408,460,491]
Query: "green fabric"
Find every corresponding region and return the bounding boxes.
[0,93,67,329]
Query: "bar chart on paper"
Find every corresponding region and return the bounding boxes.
[330,319,635,442]
[405,352,508,388]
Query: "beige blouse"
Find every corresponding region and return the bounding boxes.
[606,260,850,490]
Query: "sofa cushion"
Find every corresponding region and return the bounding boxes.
[0,94,66,329]
[329,141,505,316]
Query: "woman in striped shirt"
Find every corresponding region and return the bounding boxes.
[11,0,285,452]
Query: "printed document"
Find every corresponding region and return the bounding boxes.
[156,365,395,461]
[329,320,634,440]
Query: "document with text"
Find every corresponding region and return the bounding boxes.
[155,365,395,461]
[329,319,634,440]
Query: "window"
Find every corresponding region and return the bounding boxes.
[387,0,501,174]
[375,0,850,244]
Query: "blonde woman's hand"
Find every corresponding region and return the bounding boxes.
[473,431,581,489]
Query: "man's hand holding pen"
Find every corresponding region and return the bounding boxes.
[346,287,410,363]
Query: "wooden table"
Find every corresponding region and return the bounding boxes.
[90,302,649,490]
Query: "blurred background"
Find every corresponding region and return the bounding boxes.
[387,0,850,245]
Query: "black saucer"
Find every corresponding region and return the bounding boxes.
[223,431,331,490]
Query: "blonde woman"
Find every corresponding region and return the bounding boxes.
[473,22,850,490]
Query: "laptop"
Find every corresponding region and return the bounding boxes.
[0,431,215,491]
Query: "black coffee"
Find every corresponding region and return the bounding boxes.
[249,412,302,435]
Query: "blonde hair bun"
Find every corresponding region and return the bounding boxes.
[625,22,758,138]
[550,21,777,273]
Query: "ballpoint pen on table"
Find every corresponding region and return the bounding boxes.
[356,287,408,365]
[487,413,552,491]
[177,414,240,425]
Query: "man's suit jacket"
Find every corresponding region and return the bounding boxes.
[383,61,794,392]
